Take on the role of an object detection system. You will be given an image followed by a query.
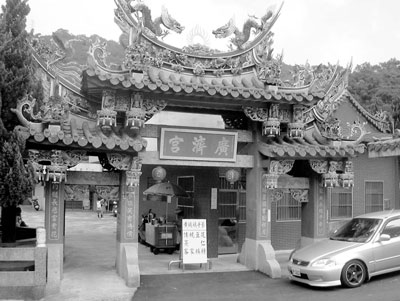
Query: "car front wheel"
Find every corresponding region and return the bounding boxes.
[341,260,366,288]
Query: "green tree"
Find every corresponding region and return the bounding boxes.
[0,0,37,244]
[348,58,400,129]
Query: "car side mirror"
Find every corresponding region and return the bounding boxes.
[379,234,391,242]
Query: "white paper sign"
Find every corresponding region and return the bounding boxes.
[182,219,207,264]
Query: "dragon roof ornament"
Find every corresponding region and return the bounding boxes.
[212,3,283,50]
[131,3,183,43]
[11,93,72,128]
[115,0,185,47]
[27,1,366,96]
[310,62,352,123]
[108,0,287,78]
[252,31,283,85]
[30,32,85,90]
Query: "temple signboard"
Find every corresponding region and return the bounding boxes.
[160,128,237,162]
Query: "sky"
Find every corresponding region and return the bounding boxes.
[1,0,400,67]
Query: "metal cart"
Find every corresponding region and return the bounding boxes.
[145,223,177,254]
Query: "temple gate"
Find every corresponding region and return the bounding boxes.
[10,0,397,293]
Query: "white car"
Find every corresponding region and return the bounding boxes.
[287,210,400,288]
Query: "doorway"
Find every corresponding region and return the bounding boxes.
[217,175,246,254]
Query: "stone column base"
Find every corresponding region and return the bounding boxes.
[238,238,281,278]
[45,244,63,294]
[116,242,140,287]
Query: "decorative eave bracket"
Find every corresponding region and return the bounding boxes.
[262,159,294,189]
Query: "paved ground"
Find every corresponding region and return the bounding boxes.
[18,205,290,301]
[11,205,400,300]
[22,205,134,301]
[133,270,400,301]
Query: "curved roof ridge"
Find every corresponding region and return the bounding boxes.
[345,90,392,133]
[32,51,83,96]
[114,0,283,58]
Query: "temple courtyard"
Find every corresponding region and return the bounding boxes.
[19,205,289,300]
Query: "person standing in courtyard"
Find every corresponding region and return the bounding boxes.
[97,198,105,218]
[101,199,106,217]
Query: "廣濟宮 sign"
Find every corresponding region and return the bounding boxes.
[160,128,237,162]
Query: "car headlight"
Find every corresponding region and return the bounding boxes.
[311,258,337,267]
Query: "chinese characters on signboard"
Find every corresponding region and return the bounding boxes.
[182,219,207,264]
[125,192,135,240]
[260,189,267,237]
[160,128,238,162]
[49,183,60,240]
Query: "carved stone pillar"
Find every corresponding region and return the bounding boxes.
[44,181,66,293]
[28,149,86,293]
[107,154,142,287]
[238,130,293,278]
[305,159,341,245]
[258,160,295,241]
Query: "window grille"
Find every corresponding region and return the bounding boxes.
[219,175,246,221]
[219,175,245,190]
[330,187,353,219]
[276,192,301,221]
[218,191,237,219]
[177,176,195,218]
[238,190,246,222]
[365,181,383,213]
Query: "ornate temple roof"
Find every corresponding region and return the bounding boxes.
[80,1,348,111]
[368,134,400,158]
[13,96,148,153]
[15,0,392,160]
[258,134,366,159]
[29,1,359,111]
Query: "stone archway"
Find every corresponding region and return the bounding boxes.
[28,149,143,291]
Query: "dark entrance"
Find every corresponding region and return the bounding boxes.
[217,174,246,254]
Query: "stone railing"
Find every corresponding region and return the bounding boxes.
[0,229,47,300]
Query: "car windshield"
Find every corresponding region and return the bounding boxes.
[330,218,381,243]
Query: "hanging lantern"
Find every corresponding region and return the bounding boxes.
[152,166,167,183]
[339,160,354,188]
[97,109,117,132]
[289,105,305,138]
[262,118,280,137]
[225,169,240,186]
[288,122,304,138]
[31,161,44,182]
[322,172,339,188]
[263,103,281,137]
[339,172,354,188]
[125,107,146,130]
[126,92,146,130]
[262,173,279,190]
[46,165,67,183]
